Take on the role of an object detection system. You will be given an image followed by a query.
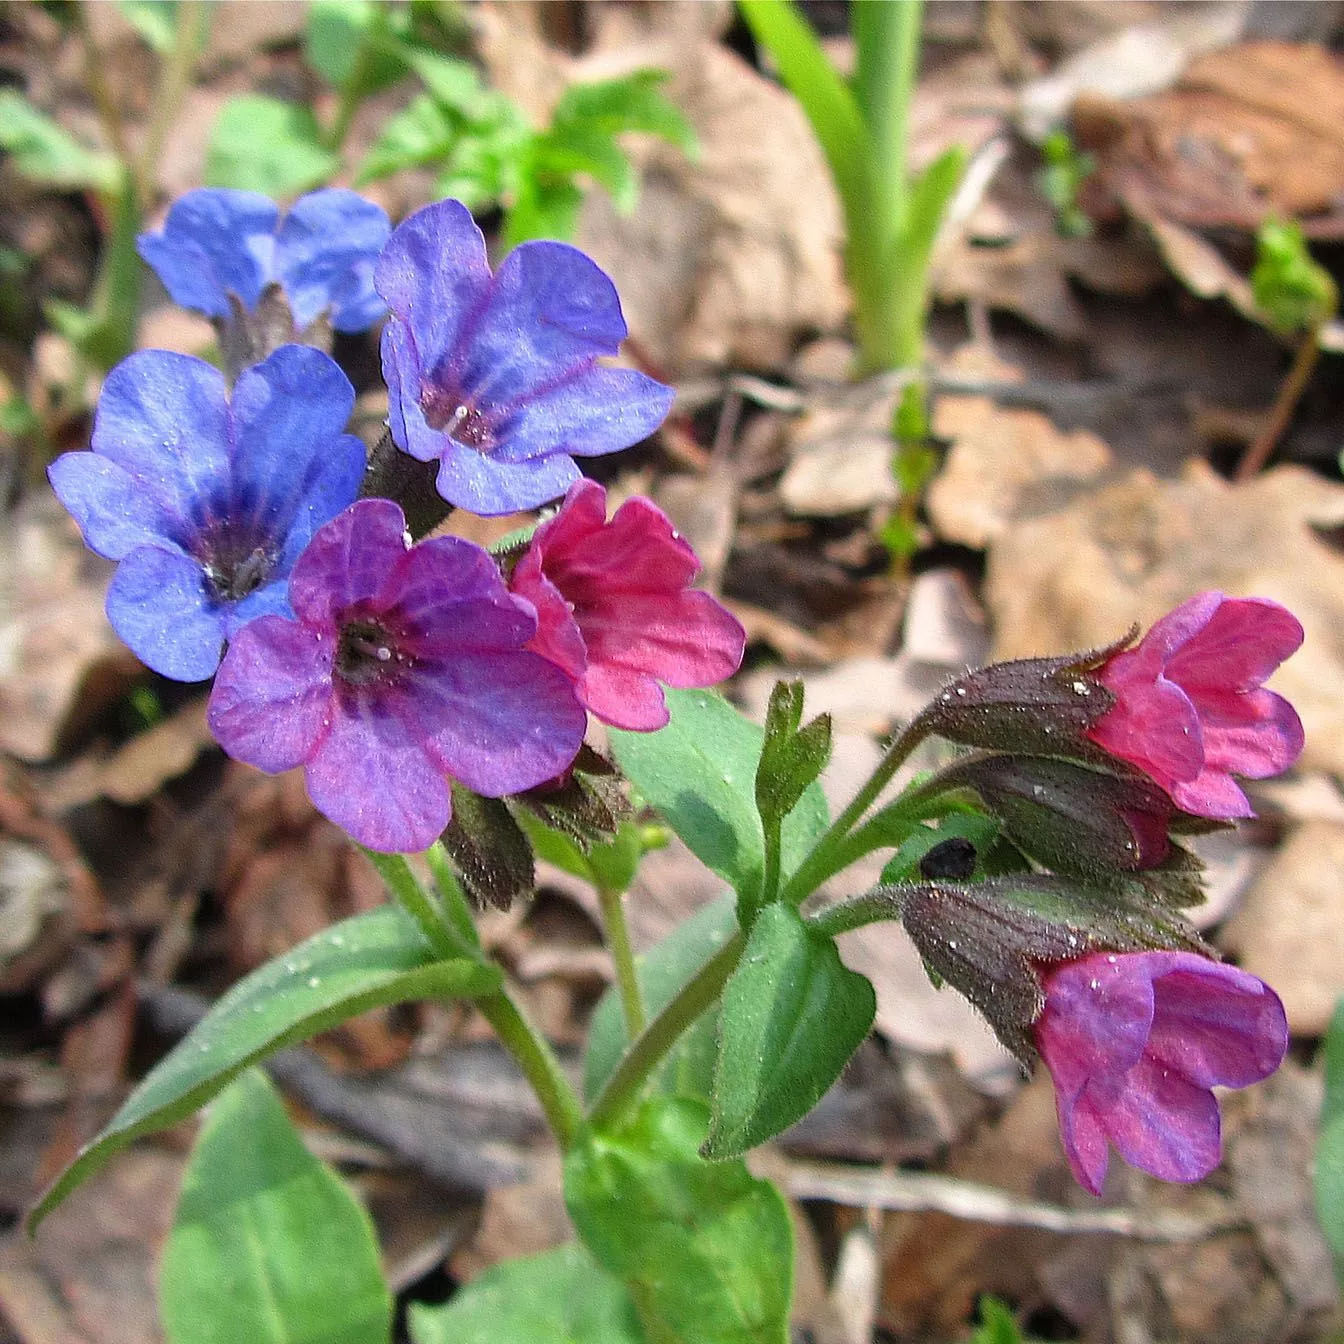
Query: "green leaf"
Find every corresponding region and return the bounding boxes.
[737,0,866,208]
[565,1097,793,1344]
[304,0,407,96]
[704,904,873,1159]
[409,1243,642,1344]
[552,70,697,155]
[159,1070,391,1344]
[116,0,178,54]
[0,91,121,192]
[610,689,829,909]
[502,177,584,246]
[1316,998,1344,1265]
[971,1297,1034,1344]
[532,123,638,211]
[355,93,456,184]
[29,905,499,1231]
[584,892,738,1103]
[755,681,832,832]
[894,143,966,283]
[206,94,339,198]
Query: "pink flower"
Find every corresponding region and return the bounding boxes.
[1085,591,1304,818]
[509,479,746,731]
[1034,950,1287,1195]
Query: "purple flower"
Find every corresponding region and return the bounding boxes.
[137,188,390,331]
[1086,592,1304,818]
[375,199,674,516]
[1034,950,1287,1195]
[48,346,364,682]
[207,499,587,853]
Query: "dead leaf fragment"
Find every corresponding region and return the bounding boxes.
[1221,819,1344,1033]
[927,395,1114,548]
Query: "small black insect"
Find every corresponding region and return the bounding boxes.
[918,836,978,880]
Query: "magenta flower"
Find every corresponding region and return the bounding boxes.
[1085,592,1304,818]
[508,479,746,731]
[207,499,586,853]
[1034,950,1287,1195]
[375,199,674,516]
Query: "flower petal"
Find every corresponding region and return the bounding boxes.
[380,535,535,654]
[457,240,628,408]
[1095,1054,1222,1184]
[305,691,452,853]
[48,451,185,560]
[373,199,491,370]
[1144,960,1288,1089]
[1168,768,1253,819]
[433,440,581,516]
[208,614,333,772]
[1035,955,1156,1102]
[91,351,233,527]
[105,546,224,681]
[288,499,408,628]
[1087,667,1203,792]
[137,188,277,318]
[1054,1087,1112,1197]
[1164,595,1304,693]
[1197,688,1304,779]
[274,188,390,331]
[490,366,674,464]
[580,661,670,731]
[511,558,587,683]
[581,590,746,690]
[404,650,586,796]
[229,345,363,548]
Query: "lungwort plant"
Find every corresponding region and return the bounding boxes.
[29,186,1306,1344]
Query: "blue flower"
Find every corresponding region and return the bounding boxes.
[375,199,674,516]
[137,188,390,332]
[48,346,366,681]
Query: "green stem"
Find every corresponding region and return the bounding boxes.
[598,883,646,1039]
[806,886,907,939]
[137,0,207,206]
[425,841,483,952]
[363,848,585,1149]
[779,715,932,905]
[589,930,745,1131]
[1235,325,1324,481]
[324,53,370,153]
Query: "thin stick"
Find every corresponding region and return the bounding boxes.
[1235,329,1322,481]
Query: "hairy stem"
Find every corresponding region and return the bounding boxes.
[806,886,907,939]
[589,930,745,1131]
[598,883,646,1039]
[779,715,932,905]
[363,848,585,1150]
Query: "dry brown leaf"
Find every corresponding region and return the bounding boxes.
[1077,41,1344,235]
[1221,819,1344,1033]
[927,394,1115,549]
[983,462,1344,781]
[0,492,134,763]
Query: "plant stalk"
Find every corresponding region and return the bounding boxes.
[598,883,646,1039]
[363,849,585,1150]
[589,930,745,1131]
[1235,327,1323,481]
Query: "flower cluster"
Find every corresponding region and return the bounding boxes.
[49,182,1307,1206]
[52,191,739,850]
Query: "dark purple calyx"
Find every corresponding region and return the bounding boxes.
[336,617,410,686]
[194,519,279,603]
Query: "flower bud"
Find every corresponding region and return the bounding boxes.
[913,640,1128,761]
[932,754,1176,877]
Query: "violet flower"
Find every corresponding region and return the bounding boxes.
[1034,950,1287,1195]
[137,188,390,331]
[48,346,364,682]
[207,499,587,853]
[509,479,747,730]
[1085,591,1304,818]
[375,199,674,516]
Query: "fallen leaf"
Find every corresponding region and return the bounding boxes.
[1221,819,1344,1033]
[927,394,1114,549]
[0,491,134,763]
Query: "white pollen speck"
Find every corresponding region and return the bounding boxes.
[308,976,321,989]
[1107,954,1117,964]
[948,940,958,950]
[955,687,967,696]
[1090,978,1100,990]
[330,934,344,947]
